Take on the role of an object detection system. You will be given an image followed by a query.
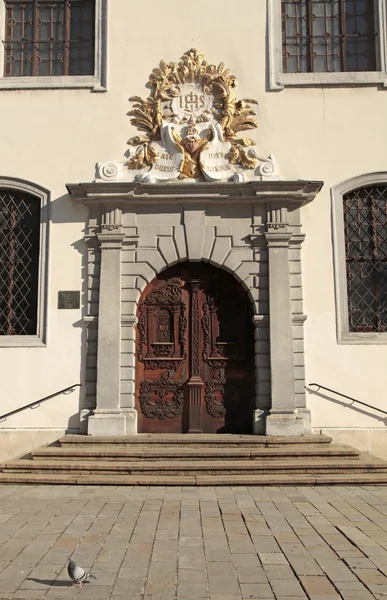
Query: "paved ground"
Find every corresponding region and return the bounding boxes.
[2,486,387,599]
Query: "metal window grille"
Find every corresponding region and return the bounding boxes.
[282,0,377,73]
[4,0,95,77]
[0,190,40,335]
[344,185,387,333]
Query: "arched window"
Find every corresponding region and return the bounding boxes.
[332,174,387,343]
[0,180,48,346]
[344,185,387,333]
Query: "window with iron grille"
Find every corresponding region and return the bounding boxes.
[343,185,387,333]
[4,0,95,77]
[282,0,377,73]
[0,189,40,336]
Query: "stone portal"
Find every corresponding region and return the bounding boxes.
[67,180,323,436]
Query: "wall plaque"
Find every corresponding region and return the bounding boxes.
[58,291,80,310]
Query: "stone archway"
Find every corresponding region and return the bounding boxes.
[67,180,323,437]
[135,261,255,433]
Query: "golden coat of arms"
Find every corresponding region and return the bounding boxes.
[125,49,272,183]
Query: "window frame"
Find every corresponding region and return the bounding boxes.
[268,0,387,89]
[0,0,107,91]
[332,172,387,345]
[0,178,49,347]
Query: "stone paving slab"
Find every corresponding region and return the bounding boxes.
[2,486,387,598]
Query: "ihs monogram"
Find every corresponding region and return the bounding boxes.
[126,49,260,181]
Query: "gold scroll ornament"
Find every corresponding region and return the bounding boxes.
[126,49,259,178]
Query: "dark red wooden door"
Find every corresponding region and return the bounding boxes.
[136,262,254,433]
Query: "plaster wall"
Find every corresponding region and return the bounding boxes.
[0,0,386,453]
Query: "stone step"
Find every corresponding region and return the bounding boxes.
[59,433,333,447]
[31,443,360,461]
[5,433,385,486]
[3,456,386,475]
[1,471,387,485]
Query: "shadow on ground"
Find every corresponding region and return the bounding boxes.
[26,578,82,587]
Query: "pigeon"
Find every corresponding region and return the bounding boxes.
[67,558,96,588]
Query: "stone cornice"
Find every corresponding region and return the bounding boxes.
[66,180,323,205]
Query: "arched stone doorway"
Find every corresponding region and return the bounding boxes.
[67,180,322,437]
[135,262,255,433]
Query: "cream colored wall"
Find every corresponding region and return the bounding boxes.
[1,0,386,444]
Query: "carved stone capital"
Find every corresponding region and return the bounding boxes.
[121,316,139,327]
[100,223,121,232]
[252,314,269,328]
[289,233,306,247]
[266,202,288,231]
[83,315,98,327]
[97,232,125,249]
[264,232,292,247]
[292,314,307,325]
[101,205,122,234]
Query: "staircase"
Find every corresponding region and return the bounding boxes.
[2,434,387,485]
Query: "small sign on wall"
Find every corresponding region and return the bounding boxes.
[58,291,80,310]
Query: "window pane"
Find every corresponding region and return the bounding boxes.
[282,0,377,73]
[344,186,387,333]
[0,190,40,336]
[69,0,95,75]
[37,42,65,76]
[4,3,34,76]
[282,0,309,73]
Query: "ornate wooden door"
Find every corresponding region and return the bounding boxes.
[136,262,254,433]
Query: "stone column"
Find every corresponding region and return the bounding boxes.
[265,214,304,436]
[88,231,126,435]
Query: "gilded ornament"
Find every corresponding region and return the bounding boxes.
[126,49,259,178]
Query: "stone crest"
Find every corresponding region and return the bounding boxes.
[97,49,277,183]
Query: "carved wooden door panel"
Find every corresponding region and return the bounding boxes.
[135,263,254,434]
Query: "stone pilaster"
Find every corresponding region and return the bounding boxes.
[252,314,270,434]
[121,315,138,434]
[264,204,304,436]
[292,313,311,433]
[88,231,126,436]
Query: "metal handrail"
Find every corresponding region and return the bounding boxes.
[308,383,387,417]
[0,384,82,422]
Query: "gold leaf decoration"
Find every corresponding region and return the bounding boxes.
[126,49,259,174]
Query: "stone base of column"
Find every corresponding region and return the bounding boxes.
[296,408,312,434]
[253,409,268,434]
[265,412,305,437]
[79,409,92,434]
[122,408,138,434]
[88,411,126,436]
